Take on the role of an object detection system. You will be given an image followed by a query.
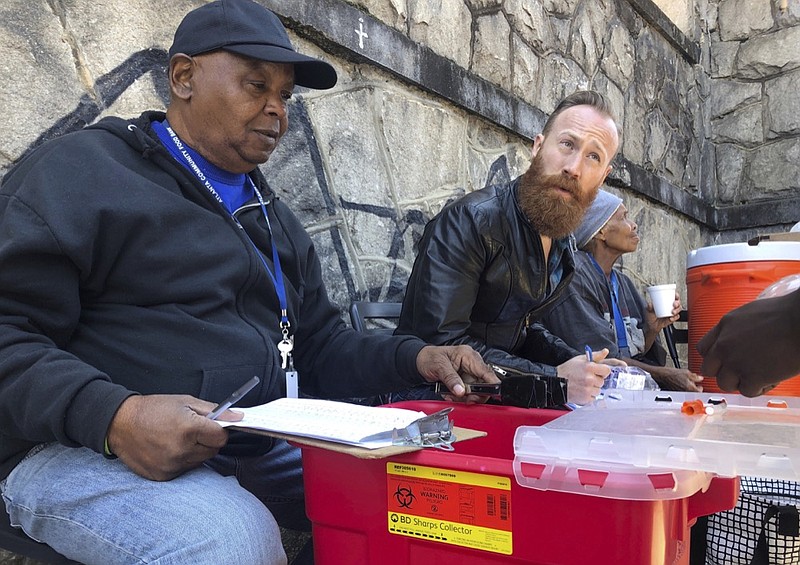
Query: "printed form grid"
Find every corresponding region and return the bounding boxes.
[219,397,427,447]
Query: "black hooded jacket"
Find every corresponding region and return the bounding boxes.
[0,111,425,479]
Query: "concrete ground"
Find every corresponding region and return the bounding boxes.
[0,549,37,565]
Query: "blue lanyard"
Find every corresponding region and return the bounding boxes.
[588,254,628,350]
[161,124,291,336]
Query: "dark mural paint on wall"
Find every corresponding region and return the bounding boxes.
[17,49,170,163]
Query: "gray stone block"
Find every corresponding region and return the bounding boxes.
[710,38,739,78]
[568,0,611,78]
[735,26,800,78]
[542,0,580,17]
[746,138,800,194]
[472,12,512,89]
[765,70,800,136]
[601,20,636,91]
[774,0,800,27]
[708,79,762,119]
[715,143,745,202]
[511,35,540,108]
[505,0,555,54]
[718,0,775,41]
[409,0,471,69]
[0,1,87,161]
[712,103,764,145]
[349,0,408,31]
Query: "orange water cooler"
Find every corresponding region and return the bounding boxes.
[686,241,800,395]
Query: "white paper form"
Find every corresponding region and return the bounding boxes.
[217,397,427,449]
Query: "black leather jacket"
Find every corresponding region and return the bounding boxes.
[396,179,580,380]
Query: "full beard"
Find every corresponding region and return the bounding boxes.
[517,154,598,239]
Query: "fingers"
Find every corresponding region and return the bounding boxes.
[442,392,492,405]
[417,345,500,399]
[561,353,608,405]
[760,384,778,395]
[589,349,612,378]
[736,383,763,398]
[696,324,720,357]
[713,365,741,394]
[602,358,628,367]
[699,355,722,382]
[572,382,603,405]
[434,373,466,398]
[205,408,245,422]
[685,377,703,392]
[108,395,230,481]
[590,347,609,362]
[687,372,704,392]
[456,346,499,384]
[697,325,723,379]
[416,346,466,398]
[669,296,682,319]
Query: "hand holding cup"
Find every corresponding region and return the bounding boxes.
[647,283,677,318]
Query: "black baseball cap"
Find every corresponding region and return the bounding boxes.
[169,0,337,90]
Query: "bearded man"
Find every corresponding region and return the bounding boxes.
[396,91,620,406]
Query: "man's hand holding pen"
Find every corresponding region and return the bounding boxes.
[554,346,612,405]
[106,394,244,482]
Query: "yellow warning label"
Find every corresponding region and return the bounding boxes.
[386,463,512,555]
[387,462,511,490]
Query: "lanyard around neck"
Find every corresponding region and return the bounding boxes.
[162,123,291,333]
[588,254,629,350]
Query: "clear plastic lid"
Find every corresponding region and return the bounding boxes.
[514,391,800,482]
[512,455,713,500]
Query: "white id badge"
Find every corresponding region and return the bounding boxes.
[285,370,299,399]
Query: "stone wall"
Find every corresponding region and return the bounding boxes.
[0,0,798,321]
[707,0,800,233]
[654,0,694,34]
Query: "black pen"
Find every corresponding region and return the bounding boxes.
[207,376,260,420]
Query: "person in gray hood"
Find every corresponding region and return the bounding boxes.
[0,1,496,563]
[540,189,703,392]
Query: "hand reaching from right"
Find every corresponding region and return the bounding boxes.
[697,290,800,397]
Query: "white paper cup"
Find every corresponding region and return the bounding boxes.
[647,283,676,318]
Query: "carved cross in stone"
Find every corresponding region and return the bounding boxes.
[355,17,368,49]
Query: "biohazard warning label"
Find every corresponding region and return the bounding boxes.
[386,462,512,555]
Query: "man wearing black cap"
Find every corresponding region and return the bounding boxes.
[0,1,496,563]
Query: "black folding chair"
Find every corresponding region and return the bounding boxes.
[347,301,405,405]
[663,309,689,369]
[348,301,402,334]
